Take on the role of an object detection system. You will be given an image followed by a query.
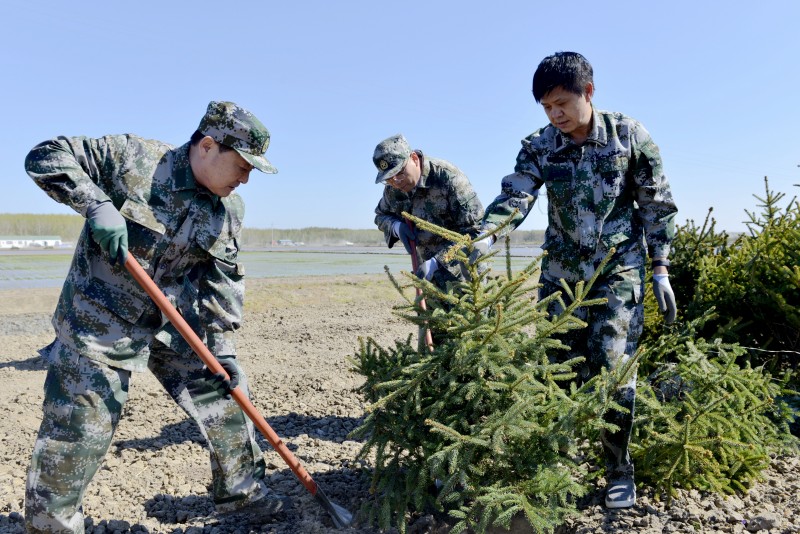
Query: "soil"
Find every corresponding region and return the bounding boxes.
[0,275,798,534]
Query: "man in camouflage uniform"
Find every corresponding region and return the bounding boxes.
[24,101,286,533]
[481,52,678,509]
[373,133,484,295]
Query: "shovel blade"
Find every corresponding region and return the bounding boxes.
[314,487,353,528]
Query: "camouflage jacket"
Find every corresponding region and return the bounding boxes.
[25,135,245,372]
[483,109,678,283]
[374,152,484,282]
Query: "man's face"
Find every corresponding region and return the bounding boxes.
[539,84,594,142]
[383,152,421,193]
[193,139,254,197]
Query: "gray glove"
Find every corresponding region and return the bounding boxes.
[652,274,677,324]
[206,356,240,399]
[416,257,439,281]
[87,200,128,265]
[468,235,494,265]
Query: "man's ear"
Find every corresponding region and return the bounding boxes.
[584,82,595,101]
[199,135,215,154]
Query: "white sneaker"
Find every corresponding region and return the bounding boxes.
[605,474,636,509]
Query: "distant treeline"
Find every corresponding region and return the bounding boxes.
[0,213,85,242]
[0,214,545,248]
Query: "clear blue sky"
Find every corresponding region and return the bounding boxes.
[2,1,798,232]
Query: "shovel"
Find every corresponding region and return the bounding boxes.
[404,219,434,350]
[124,254,353,528]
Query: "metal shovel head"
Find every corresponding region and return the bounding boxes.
[315,487,353,528]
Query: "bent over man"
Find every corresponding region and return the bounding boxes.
[481,52,678,509]
[373,133,484,291]
[24,101,286,533]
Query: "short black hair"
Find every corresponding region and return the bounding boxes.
[532,51,593,103]
[190,130,233,152]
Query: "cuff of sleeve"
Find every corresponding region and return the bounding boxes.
[481,223,498,234]
[650,245,671,260]
[208,331,236,357]
[81,190,114,217]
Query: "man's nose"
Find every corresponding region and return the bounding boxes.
[240,173,251,184]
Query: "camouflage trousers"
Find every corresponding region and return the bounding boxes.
[25,339,269,534]
[539,268,644,473]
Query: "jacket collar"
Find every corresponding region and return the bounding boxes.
[415,152,431,189]
[553,107,607,152]
[172,142,220,208]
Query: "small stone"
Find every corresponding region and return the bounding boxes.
[106,520,130,532]
[685,503,704,520]
[725,495,746,510]
[745,512,780,532]
[727,511,745,524]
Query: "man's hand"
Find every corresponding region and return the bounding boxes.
[87,200,128,264]
[416,257,439,281]
[395,221,417,255]
[206,356,240,399]
[652,274,677,324]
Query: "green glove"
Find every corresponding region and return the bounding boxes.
[87,200,128,265]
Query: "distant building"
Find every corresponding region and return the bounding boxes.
[0,235,63,249]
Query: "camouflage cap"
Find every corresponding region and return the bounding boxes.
[197,101,277,174]
[373,134,411,184]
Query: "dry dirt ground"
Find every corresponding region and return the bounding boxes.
[0,275,798,534]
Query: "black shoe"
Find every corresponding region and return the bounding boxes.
[215,490,292,520]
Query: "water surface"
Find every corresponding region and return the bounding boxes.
[0,246,542,290]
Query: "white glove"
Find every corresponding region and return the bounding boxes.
[417,258,439,281]
[475,235,494,252]
[652,274,677,324]
[469,235,494,265]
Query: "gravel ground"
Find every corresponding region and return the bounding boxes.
[0,276,798,534]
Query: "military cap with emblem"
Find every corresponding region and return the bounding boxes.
[373,134,412,184]
[197,101,277,174]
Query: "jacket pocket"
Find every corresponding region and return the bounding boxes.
[601,169,626,198]
[598,156,629,199]
[80,274,153,324]
[119,198,167,267]
[195,230,246,278]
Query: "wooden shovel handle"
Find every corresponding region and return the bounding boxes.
[124,254,319,496]
[404,219,434,350]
